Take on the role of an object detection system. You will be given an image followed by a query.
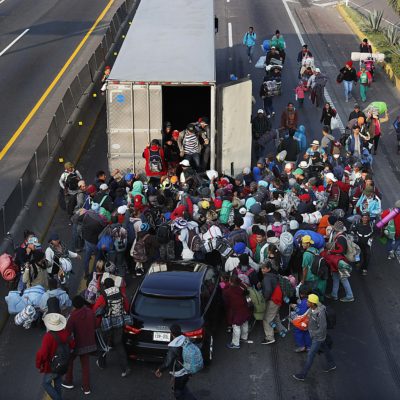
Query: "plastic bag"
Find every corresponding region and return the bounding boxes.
[292,313,309,331]
[330,116,340,131]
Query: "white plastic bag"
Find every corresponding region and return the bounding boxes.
[330,116,340,131]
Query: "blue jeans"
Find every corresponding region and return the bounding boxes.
[301,339,335,377]
[246,45,255,61]
[184,153,201,171]
[43,373,62,400]
[263,97,274,115]
[331,272,353,299]
[84,240,98,275]
[343,81,353,100]
[386,238,400,255]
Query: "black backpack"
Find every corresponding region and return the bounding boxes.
[50,332,71,375]
[65,172,80,191]
[325,306,336,329]
[306,250,329,280]
[149,149,163,173]
[156,222,173,245]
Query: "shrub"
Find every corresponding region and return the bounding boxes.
[364,9,383,32]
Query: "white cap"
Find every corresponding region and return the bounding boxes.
[239,207,247,215]
[99,183,108,191]
[117,205,128,215]
[180,159,190,167]
[312,140,319,146]
[284,162,293,171]
[257,109,264,114]
[325,172,337,182]
[315,67,321,73]
[299,161,308,169]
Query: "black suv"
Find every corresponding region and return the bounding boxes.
[123,261,220,364]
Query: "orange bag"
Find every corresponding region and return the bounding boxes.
[292,314,309,331]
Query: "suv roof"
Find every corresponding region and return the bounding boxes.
[140,261,209,297]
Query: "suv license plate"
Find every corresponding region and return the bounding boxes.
[153,332,171,342]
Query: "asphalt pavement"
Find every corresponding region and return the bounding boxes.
[1,0,400,399]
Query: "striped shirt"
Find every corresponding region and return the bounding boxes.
[183,132,199,154]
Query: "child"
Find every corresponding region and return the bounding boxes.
[292,286,311,352]
[295,81,305,108]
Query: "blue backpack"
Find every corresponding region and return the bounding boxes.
[182,338,203,374]
[97,235,114,253]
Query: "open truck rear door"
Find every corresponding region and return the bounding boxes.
[216,78,252,177]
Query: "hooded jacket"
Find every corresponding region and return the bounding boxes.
[130,181,147,205]
[308,304,327,341]
[39,288,72,313]
[158,335,187,377]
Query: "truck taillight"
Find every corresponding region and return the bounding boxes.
[124,325,141,335]
[184,328,204,339]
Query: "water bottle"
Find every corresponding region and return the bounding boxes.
[270,321,277,329]
[279,329,287,338]
[355,253,360,262]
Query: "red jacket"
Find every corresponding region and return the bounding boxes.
[66,306,97,355]
[356,70,372,84]
[142,145,167,177]
[223,285,251,326]
[36,329,74,373]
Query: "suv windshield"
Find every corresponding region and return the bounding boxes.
[133,293,197,319]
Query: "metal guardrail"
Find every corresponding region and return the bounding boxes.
[0,0,139,243]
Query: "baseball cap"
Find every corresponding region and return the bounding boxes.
[325,172,337,182]
[301,235,314,244]
[308,294,319,304]
[99,183,108,191]
[180,159,190,167]
[257,109,264,114]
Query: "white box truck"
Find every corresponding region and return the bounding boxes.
[106,0,252,177]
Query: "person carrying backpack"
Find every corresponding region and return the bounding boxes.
[293,294,336,381]
[142,139,167,183]
[59,162,82,216]
[36,312,74,400]
[93,278,130,377]
[155,324,202,400]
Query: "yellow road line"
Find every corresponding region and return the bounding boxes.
[0,0,115,160]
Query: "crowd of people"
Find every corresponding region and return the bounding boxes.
[3,29,400,400]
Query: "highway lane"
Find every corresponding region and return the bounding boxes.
[1,0,400,399]
[0,0,113,150]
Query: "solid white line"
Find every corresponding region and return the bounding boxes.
[228,22,233,48]
[0,28,29,57]
[315,1,338,7]
[281,0,345,132]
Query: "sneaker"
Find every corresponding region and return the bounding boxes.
[267,114,271,119]
[121,368,131,378]
[261,338,275,345]
[323,365,337,373]
[294,347,306,353]
[61,383,74,389]
[249,59,252,63]
[271,111,276,116]
[81,387,91,395]
[240,339,254,344]
[340,297,354,302]
[388,251,395,260]
[226,343,240,349]
[292,374,305,381]
[362,269,368,276]
[325,294,338,301]
[96,359,105,370]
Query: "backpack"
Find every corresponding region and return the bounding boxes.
[325,306,336,329]
[278,275,295,299]
[65,172,80,191]
[132,234,150,263]
[247,287,266,320]
[336,72,344,83]
[112,226,127,252]
[149,148,163,173]
[219,200,233,225]
[181,337,204,374]
[97,234,114,253]
[339,234,361,262]
[306,250,329,280]
[50,332,71,375]
[279,231,293,257]
[384,219,396,241]
[187,228,203,252]
[156,222,173,245]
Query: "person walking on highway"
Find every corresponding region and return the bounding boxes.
[280,102,298,131]
[62,295,97,395]
[155,324,198,400]
[251,109,271,164]
[339,61,357,102]
[36,312,75,400]
[142,139,167,184]
[351,213,374,275]
[224,275,252,349]
[59,162,82,216]
[292,294,336,381]
[359,38,372,54]
[243,26,257,63]
[357,65,372,103]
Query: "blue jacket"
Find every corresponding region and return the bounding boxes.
[294,125,307,152]
[39,288,72,312]
[243,32,256,47]
[356,194,381,218]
